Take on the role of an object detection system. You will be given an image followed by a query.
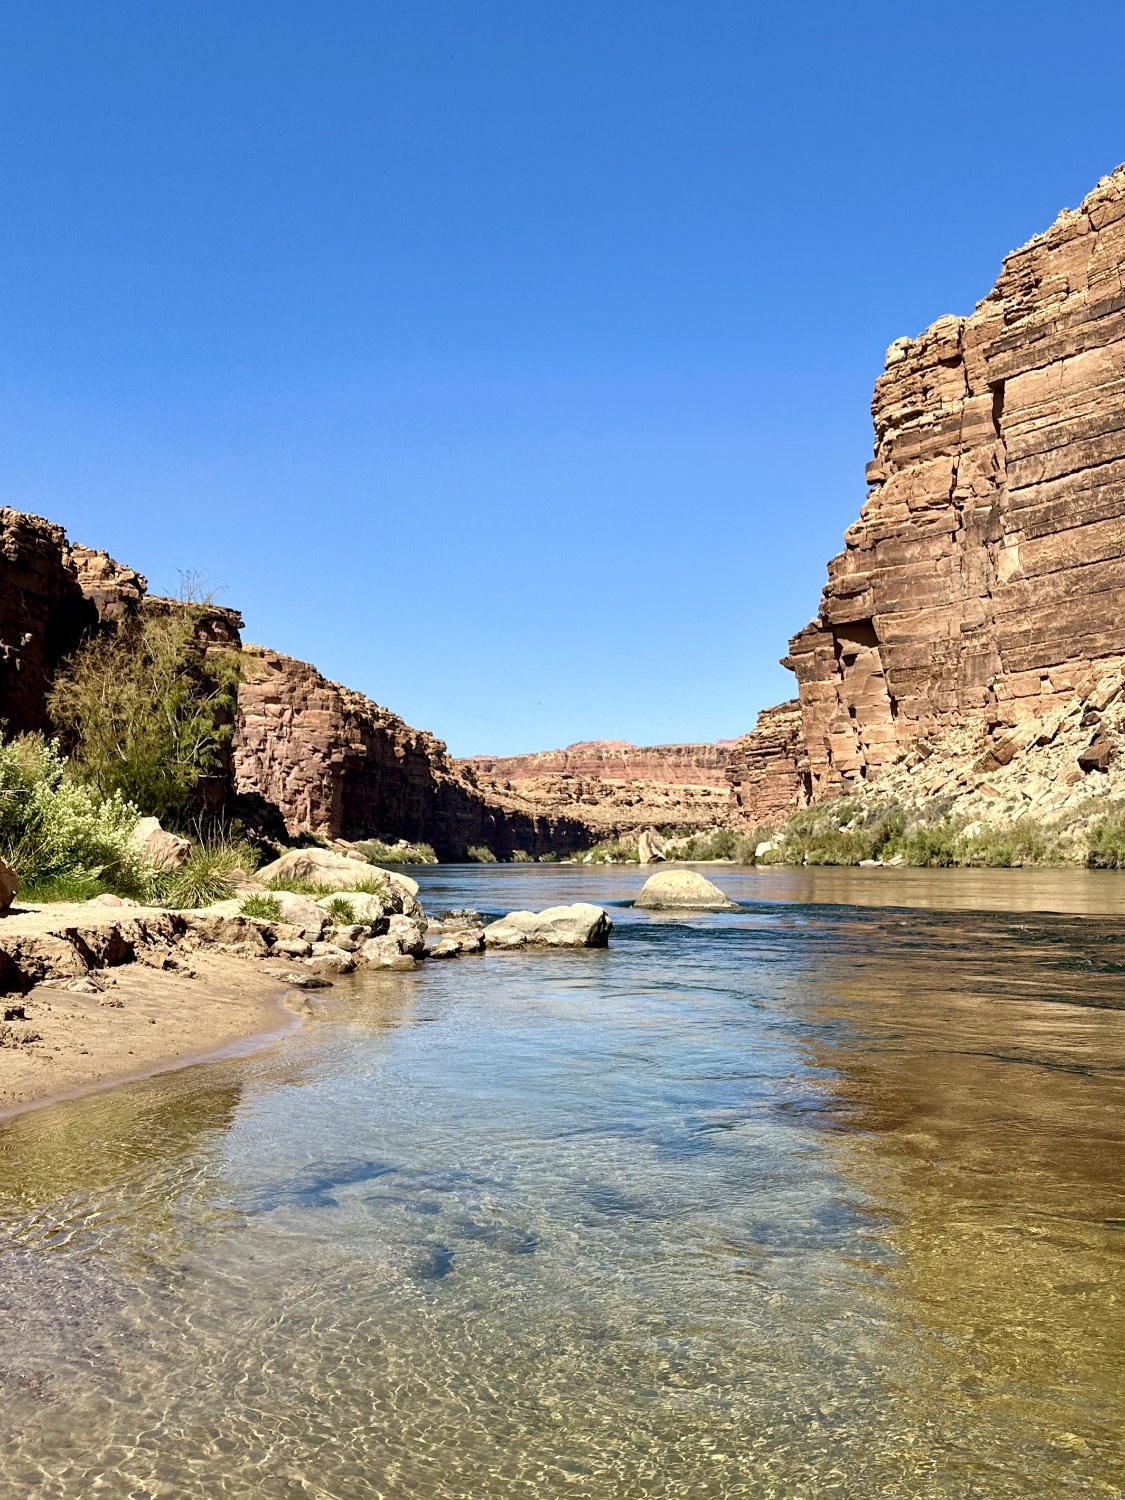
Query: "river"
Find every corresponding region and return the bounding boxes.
[0,865,1122,1497]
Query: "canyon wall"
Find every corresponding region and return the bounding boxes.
[734,162,1125,821]
[0,509,592,855]
[0,510,103,735]
[231,647,591,856]
[725,701,810,826]
[459,738,741,837]
[462,740,735,787]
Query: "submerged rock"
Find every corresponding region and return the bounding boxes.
[634,869,738,910]
[483,903,611,949]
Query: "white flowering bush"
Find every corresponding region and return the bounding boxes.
[0,734,148,895]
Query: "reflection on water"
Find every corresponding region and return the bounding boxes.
[0,866,1122,1497]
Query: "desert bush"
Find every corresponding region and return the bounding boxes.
[666,828,763,863]
[466,845,498,863]
[351,838,437,865]
[583,837,640,863]
[957,818,1053,867]
[537,851,557,862]
[0,733,148,895]
[47,592,242,827]
[509,849,534,862]
[1085,802,1125,867]
[896,823,959,866]
[240,893,282,920]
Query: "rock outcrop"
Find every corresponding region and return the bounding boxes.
[231,647,591,857]
[463,739,736,786]
[482,903,612,949]
[0,510,101,735]
[726,701,811,825]
[732,163,1125,824]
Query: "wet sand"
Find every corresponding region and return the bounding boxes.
[0,927,298,1119]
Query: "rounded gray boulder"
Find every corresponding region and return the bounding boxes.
[634,869,738,911]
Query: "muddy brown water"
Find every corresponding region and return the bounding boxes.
[0,865,1121,1497]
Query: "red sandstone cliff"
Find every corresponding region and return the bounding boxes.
[232,647,591,855]
[461,739,734,787]
[731,163,1125,824]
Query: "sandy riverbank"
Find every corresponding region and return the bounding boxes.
[0,902,301,1119]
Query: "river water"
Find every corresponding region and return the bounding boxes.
[0,865,1122,1498]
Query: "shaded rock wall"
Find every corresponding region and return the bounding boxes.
[232,648,591,857]
[726,701,810,826]
[781,163,1125,802]
[0,510,104,735]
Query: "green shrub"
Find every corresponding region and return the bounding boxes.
[958,819,1052,868]
[509,849,533,862]
[896,823,959,866]
[1086,805,1125,867]
[466,845,498,863]
[324,895,356,923]
[666,828,763,863]
[583,837,639,863]
[537,851,557,862]
[0,734,148,896]
[240,893,282,920]
[47,593,242,826]
[350,838,437,865]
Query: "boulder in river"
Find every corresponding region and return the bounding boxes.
[483,903,612,949]
[634,869,738,910]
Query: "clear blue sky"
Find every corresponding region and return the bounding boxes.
[2,2,1123,755]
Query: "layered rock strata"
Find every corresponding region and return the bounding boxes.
[463,739,735,787]
[726,701,811,825]
[232,647,590,857]
[459,738,742,838]
[735,162,1125,823]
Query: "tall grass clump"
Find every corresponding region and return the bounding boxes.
[240,893,282,920]
[465,845,498,863]
[157,831,258,909]
[0,733,148,897]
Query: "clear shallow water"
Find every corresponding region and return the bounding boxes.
[0,865,1122,1498]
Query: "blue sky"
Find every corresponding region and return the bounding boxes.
[2,2,1124,755]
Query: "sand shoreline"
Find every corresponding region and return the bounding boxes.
[0,942,304,1121]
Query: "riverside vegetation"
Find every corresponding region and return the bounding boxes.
[0,593,437,910]
[7,574,1125,897]
[578,797,1125,870]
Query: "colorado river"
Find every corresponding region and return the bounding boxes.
[0,866,1122,1497]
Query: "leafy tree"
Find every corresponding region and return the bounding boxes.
[47,594,242,828]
